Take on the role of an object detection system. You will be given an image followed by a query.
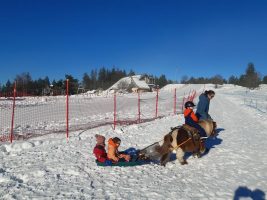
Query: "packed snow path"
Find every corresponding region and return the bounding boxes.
[0,87,266,199]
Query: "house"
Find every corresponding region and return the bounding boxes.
[108,75,151,93]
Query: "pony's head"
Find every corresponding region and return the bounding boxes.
[198,120,217,137]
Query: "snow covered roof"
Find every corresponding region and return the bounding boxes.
[108,75,150,90]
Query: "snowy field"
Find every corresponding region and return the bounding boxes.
[0,84,267,199]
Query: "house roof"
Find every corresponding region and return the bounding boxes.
[108,75,150,90]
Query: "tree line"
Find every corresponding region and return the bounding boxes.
[0,67,172,96]
[0,63,266,96]
[181,63,267,88]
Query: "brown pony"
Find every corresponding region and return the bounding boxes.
[156,120,216,166]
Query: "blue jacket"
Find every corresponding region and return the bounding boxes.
[196,93,211,120]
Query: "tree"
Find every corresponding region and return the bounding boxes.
[211,75,224,85]
[65,74,79,95]
[98,67,107,88]
[15,72,33,94]
[181,75,188,84]
[262,75,267,84]
[128,69,135,76]
[3,80,13,94]
[82,73,91,89]
[90,69,98,89]
[228,75,239,85]
[33,77,51,95]
[240,63,261,89]
[156,74,168,88]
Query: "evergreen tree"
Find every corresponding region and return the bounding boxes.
[52,79,64,95]
[90,69,97,89]
[98,67,107,89]
[157,74,168,88]
[239,75,246,87]
[241,63,261,89]
[4,80,13,93]
[82,73,91,89]
[15,72,33,94]
[262,75,267,84]
[65,74,79,95]
[228,75,239,85]
[181,75,188,84]
[128,69,135,76]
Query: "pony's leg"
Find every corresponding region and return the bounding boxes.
[199,139,206,154]
[193,141,201,158]
[176,148,187,165]
[160,152,171,166]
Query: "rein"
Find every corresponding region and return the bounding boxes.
[172,137,191,151]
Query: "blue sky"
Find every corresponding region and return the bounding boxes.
[0,0,267,84]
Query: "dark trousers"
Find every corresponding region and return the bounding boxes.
[188,122,207,138]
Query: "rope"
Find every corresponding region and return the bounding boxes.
[172,137,192,150]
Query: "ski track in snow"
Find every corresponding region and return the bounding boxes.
[0,84,267,199]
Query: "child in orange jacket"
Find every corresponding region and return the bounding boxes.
[184,101,207,138]
[107,137,131,162]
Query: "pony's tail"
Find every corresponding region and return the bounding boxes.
[156,134,173,155]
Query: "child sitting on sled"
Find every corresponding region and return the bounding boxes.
[107,137,131,163]
[93,134,112,166]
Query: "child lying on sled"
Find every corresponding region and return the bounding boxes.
[107,137,131,163]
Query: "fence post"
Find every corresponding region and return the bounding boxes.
[174,88,176,115]
[113,91,116,130]
[138,91,140,123]
[10,82,16,143]
[187,89,191,101]
[181,96,185,112]
[155,89,159,118]
[66,79,69,141]
[192,90,196,101]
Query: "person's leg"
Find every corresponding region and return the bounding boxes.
[190,123,207,138]
[196,113,201,120]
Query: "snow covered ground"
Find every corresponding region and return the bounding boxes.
[0,84,267,199]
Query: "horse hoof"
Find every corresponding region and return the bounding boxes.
[181,161,188,165]
[193,153,200,158]
[200,147,206,154]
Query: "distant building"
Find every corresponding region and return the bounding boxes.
[108,75,151,93]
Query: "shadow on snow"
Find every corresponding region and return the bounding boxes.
[233,186,265,200]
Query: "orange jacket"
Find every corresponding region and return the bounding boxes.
[107,138,120,161]
[184,108,199,122]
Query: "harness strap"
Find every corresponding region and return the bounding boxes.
[182,125,199,145]
[172,138,192,151]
